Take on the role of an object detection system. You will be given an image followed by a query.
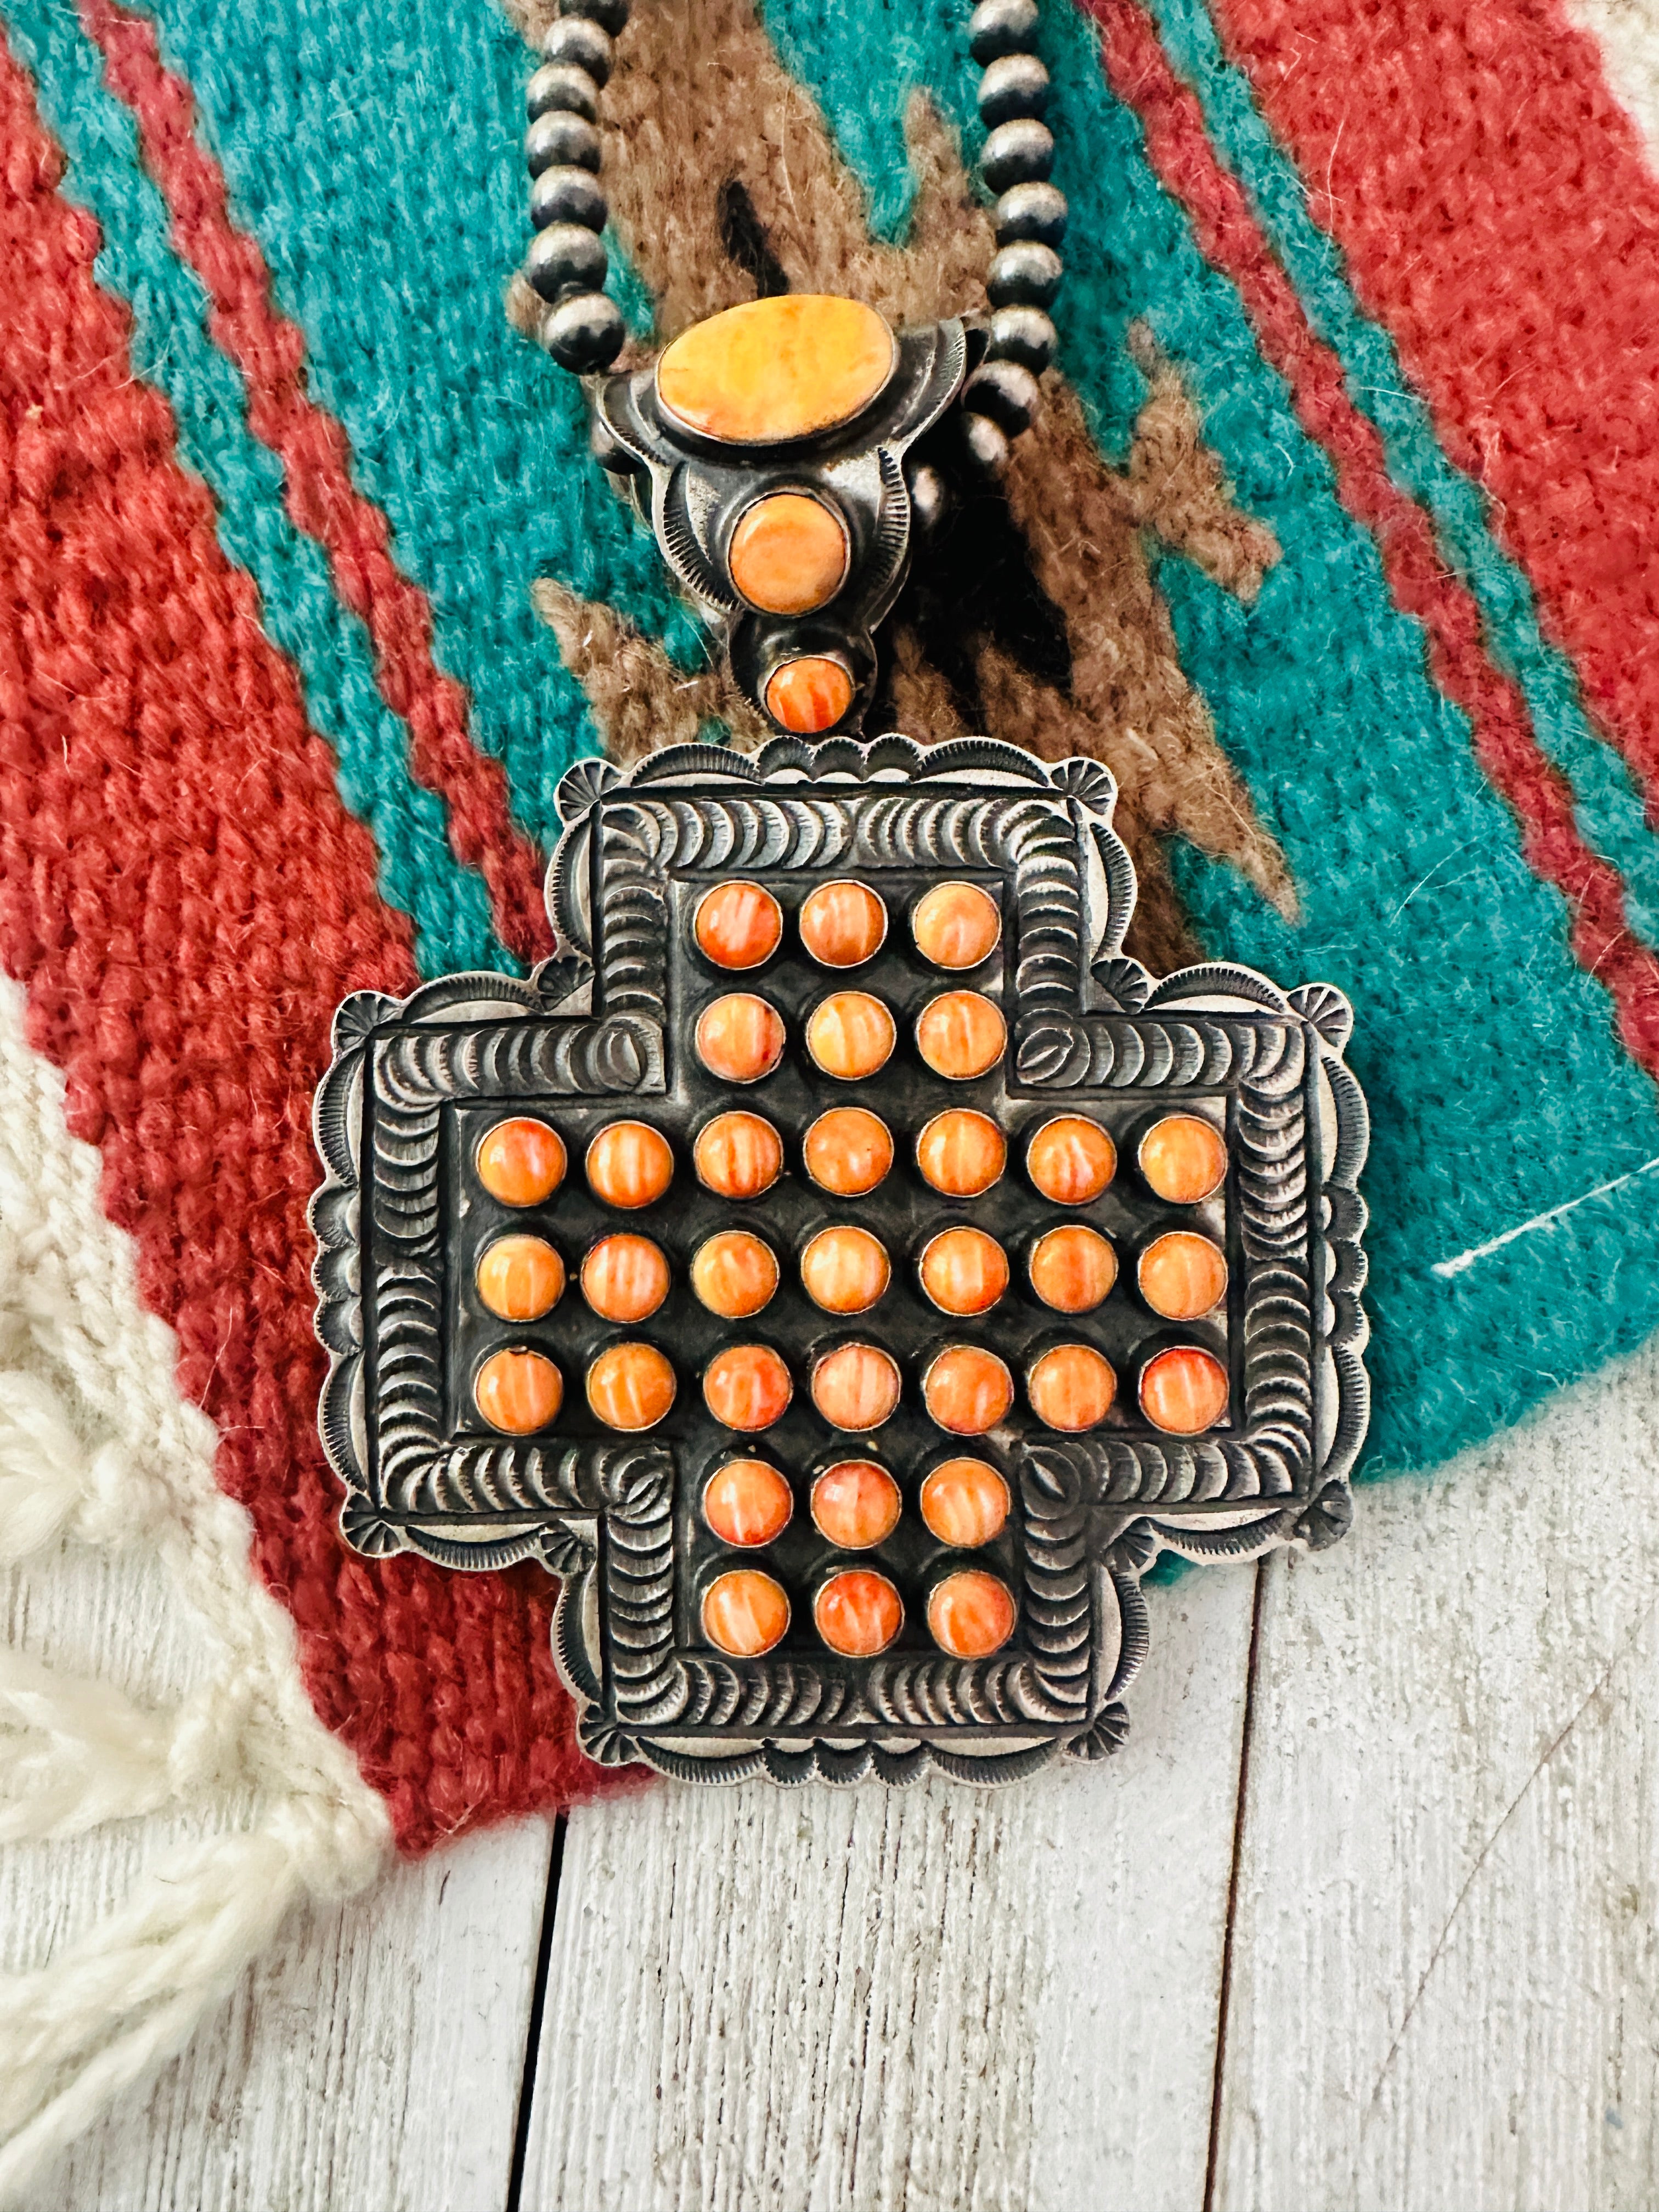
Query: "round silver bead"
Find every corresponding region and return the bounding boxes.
[987,303,1056,374]
[962,410,1012,471]
[528,165,606,232]
[994,180,1068,249]
[543,291,627,374]
[561,0,629,31]
[987,240,1063,308]
[978,53,1049,126]
[543,16,613,84]
[963,359,1040,436]
[524,62,599,127]
[982,117,1054,192]
[527,112,601,185]
[909,462,949,537]
[969,0,1040,65]
[526,221,609,302]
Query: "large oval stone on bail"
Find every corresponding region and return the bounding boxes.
[656,295,897,445]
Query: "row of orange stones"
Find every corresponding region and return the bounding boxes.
[694,877,1002,975]
[695,983,1009,1086]
[477,1219,1225,1330]
[702,1562,1017,1661]
[476,1108,1227,1212]
[704,1453,1009,1551]
[473,1336,1229,1441]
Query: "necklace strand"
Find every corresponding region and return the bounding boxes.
[522,0,1069,467]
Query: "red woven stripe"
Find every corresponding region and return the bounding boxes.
[76,0,554,967]
[1205,0,1659,814]
[0,36,618,1848]
[1087,0,1659,1076]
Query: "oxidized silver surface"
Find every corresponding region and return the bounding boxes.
[591,320,970,732]
[311,738,1370,1783]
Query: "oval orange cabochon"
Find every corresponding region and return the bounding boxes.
[656,295,896,444]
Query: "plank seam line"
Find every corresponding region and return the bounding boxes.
[506,1814,568,2212]
[1359,1585,1659,2137]
[1204,1555,1267,2212]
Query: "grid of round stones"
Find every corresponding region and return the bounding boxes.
[461,875,1235,1664]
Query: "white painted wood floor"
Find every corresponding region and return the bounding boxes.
[9,1327,1659,2212]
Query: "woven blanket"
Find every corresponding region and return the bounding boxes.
[3,0,1658,2187]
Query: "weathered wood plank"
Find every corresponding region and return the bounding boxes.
[1,1539,555,2212]
[522,1567,1255,2212]
[1215,1330,1659,2212]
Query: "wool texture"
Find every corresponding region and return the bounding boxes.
[3,0,1659,2169]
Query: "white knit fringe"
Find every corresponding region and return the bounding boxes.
[0,979,391,2206]
[1567,0,1659,159]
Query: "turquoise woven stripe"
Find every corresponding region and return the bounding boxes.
[137,0,705,855]
[1,0,516,981]
[1146,0,1659,948]
[764,0,1659,1474]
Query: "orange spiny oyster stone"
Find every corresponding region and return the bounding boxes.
[585,1341,677,1432]
[765,656,855,735]
[695,992,787,1084]
[1028,1224,1118,1314]
[704,1342,794,1431]
[810,1459,901,1549]
[586,1120,675,1210]
[810,1341,901,1432]
[703,1458,795,1548]
[693,878,782,970]
[798,879,887,968]
[918,1226,1009,1317]
[922,1344,1014,1436]
[911,881,1001,970]
[580,1233,671,1323]
[918,1457,1011,1549]
[927,1568,1016,1659]
[1026,1115,1117,1206]
[702,1568,791,1657]
[475,1116,566,1207]
[476,1234,565,1323]
[799,1225,890,1316]
[813,1567,903,1657]
[1139,1345,1230,1435]
[915,1109,1006,1198]
[915,990,1007,1080]
[1028,1344,1117,1432]
[1138,1114,1228,1205]
[690,1229,779,1319]
[1138,1231,1228,1321]
[693,1110,783,1200]
[657,295,896,445]
[729,492,850,615]
[803,1106,893,1197]
[473,1347,563,1435]
[805,990,896,1080]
